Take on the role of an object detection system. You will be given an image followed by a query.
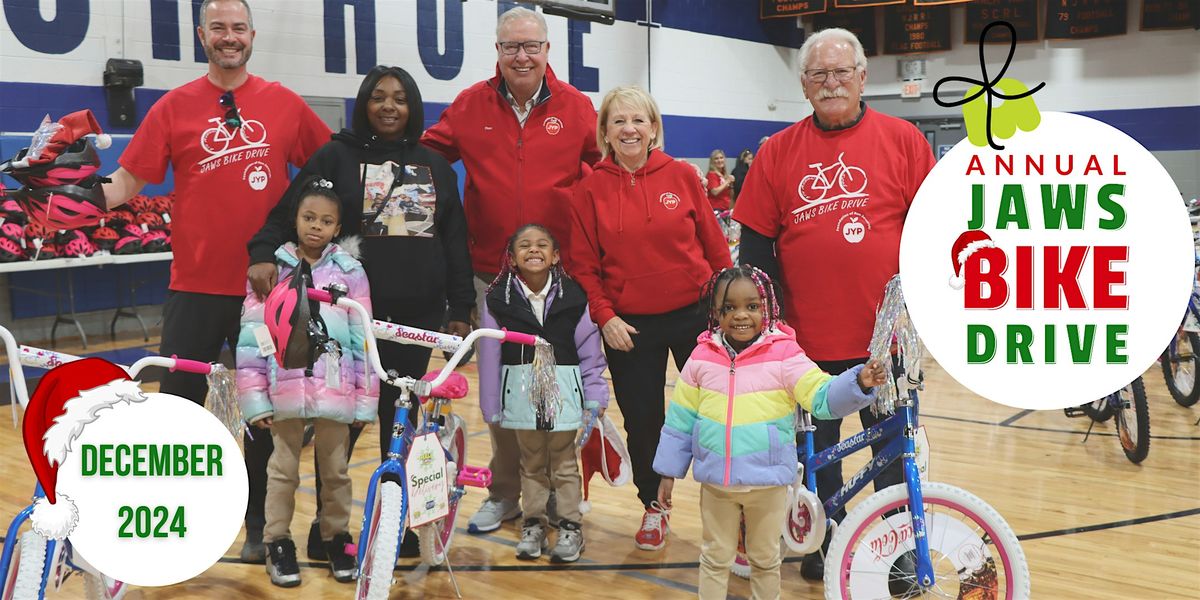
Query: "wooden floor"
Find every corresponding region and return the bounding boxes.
[2,332,1198,599]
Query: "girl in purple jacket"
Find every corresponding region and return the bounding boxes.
[236,178,377,587]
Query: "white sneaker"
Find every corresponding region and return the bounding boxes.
[467,497,521,533]
[515,520,548,560]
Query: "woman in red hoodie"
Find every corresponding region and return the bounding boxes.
[569,85,732,552]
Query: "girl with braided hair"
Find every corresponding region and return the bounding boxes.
[478,223,609,563]
[652,264,887,599]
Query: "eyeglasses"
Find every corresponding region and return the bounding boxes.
[219,91,242,129]
[804,66,860,84]
[498,41,546,56]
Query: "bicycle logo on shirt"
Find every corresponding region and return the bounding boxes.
[797,152,868,204]
[198,108,268,165]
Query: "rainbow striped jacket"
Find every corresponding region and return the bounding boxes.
[653,325,876,487]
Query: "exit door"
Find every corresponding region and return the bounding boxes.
[907,117,967,160]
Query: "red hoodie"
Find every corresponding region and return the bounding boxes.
[570,150,733,327]
[421,65,601,274]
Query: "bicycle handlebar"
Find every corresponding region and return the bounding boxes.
[169,356,213,375]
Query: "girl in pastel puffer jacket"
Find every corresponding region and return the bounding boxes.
[235,179,378,585]
[653,265,887,600]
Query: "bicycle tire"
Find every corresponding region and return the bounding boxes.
[1162,331,1200,407]
[1116,377,1151,464]
[1080,397,1114,422]
[6,531,48,600]
[825,481,1030,600]
[355,481,404,600]
[418,414,466,566]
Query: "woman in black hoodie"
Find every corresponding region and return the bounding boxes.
[246,65,473,560]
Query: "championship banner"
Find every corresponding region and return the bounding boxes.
[813,7,879,56]
[834,0,904,7]
[965,0,1039,43]
[914,0,972,5]
[1140,0,1198,31]
[884,4,952,54]
[762,0,829,18]
[1045,0,1127,39]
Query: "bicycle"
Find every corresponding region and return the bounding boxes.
[788,276,1029,599]
[303,285,541,600]
[798,151,867,203]
[199,111,267,154]
[0,326,218,600]
[713,209,740,264]
[1063,377,1150,464]
[1160,241,1200,407]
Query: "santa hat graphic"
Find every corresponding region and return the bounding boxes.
[22,358,145,539]
[577,413,630,514]
[949,230,995,290]
[9,110,111,171]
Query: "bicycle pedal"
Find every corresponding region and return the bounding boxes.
[1063,406,1087,418]
[457,465,492,488]
[344,543,357,555]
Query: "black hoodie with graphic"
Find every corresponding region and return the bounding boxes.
[248,66,473,323]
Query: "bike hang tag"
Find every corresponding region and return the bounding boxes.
[253,324,276,358]
[406,432,449,528]
[914,425,930,482]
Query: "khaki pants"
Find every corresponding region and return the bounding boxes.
[264,419,352,543]
[514,429,583,525]
[698,484,788,600]
[476,274,523,503]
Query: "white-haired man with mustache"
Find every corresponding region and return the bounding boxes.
[732,27,934,583]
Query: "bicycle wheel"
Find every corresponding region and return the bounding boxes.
[355,481,404,600]
[5,531,47,600]
[1161,331,1200,407]
[1080,397,1114,422]
[825,482,1030,600]
[1116,377,1151,464]
[418,414,466,566]
[83,572,127,600]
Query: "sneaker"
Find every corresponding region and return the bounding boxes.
[634,502,670,551]
[325,532,357,583]
[800,552,824,581]
[307,521,325,561]
[240,530,266,565]
[398,529,421,558]
[550,520,584,563]
[266,539,302,588]
[468,497,521,534]
[515,519,549,560]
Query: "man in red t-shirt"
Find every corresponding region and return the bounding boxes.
[420,6,601,535]
[733,27,934,581]
[101,0,330,565]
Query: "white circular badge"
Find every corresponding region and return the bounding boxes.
[56,393,248,586]
[901,111,1192,409]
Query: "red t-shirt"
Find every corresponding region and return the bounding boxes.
[120,74,331,296]
[733,107,934,361]
[706,171,732,211]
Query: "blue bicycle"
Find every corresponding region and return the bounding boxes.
[788,277,1030,599]
[306,286,540,600]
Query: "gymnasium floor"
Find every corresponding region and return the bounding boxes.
[1,331,1198,599]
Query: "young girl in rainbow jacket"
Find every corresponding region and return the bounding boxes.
[653,265,887,599]
[236,178,378,587]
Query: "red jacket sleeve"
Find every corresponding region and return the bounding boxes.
[421,102,461,164]
[579,100,602,168]
[569,182,616,327]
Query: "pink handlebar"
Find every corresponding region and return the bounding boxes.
[307,289,333,303]
[169,356,212,375]
[502,328,538,346]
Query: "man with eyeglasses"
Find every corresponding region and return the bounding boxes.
[733,27,934,583]
[422,6,601,536]
[99,0,330,565]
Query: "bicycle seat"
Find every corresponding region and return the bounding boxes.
[418,371,469,401]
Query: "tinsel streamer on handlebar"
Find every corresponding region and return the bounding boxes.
[866,275,923,416]
[529,340,562,431]
[204,364,244,440]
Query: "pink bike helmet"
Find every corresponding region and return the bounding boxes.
[1,199,28,225]
[2,138,103,188]
[59,230,97,257]
[148,195,172,215]
[10,176,108,231]
[1,222,23,243]
[0,236,22,262]
[112,230,143,255]
[140,228,170,252]
[264,261,329,371]
[90,225,119,251]
[127,195,152,213]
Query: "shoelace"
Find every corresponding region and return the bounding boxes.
[641,501,671,531]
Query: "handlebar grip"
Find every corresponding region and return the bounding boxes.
[502,329,539,346]
[170,356,212,375]
[307,289,333,303]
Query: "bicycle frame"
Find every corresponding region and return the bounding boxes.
[799,382,936,589]
[0,325,211,600]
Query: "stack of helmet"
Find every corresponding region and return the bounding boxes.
[126,193,172,252]
[0,190,27,262]
[0,110,112,246]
